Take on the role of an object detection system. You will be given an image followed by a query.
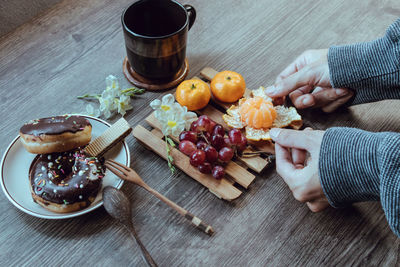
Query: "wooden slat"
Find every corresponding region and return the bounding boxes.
[145,113,256,188]
[132,125,242,201]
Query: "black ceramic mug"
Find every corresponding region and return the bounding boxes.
[122,0,196,80]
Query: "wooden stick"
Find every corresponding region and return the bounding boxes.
[140,182,214,236]
[106,158,215,236]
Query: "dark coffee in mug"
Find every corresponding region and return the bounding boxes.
[122,0,196,80]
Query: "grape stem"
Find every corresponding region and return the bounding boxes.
[199,131,210,145]
[234,146,240,158]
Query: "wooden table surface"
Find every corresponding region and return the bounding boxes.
[1,0,399,265]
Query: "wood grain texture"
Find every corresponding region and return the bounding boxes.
[0,0,62,36]
[0,0,399,266]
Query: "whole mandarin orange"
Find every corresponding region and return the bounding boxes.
[210,71,246,103]
[176,79,211,111]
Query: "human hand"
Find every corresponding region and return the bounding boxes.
[269,127,330,212]
[266,49,354,113]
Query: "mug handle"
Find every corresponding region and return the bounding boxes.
[184,4,196,30]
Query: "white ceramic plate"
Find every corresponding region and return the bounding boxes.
[0,115,130,219]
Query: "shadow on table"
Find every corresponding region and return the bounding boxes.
[299,99,400,132]
[18,208,110,239]
[255,202,397,266]
[18,192,131,239]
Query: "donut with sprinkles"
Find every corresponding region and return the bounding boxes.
[29,148,105,213]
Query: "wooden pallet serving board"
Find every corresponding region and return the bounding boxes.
[133,67,275,201]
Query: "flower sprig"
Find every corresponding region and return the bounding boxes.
[150,94,197,174]
[78,75,145,119]
[165,136,176,174]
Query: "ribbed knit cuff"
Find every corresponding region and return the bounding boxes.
[319,127,381,208]
[376,133,400,237]
[327,18,400,105]
[328,40,389,89]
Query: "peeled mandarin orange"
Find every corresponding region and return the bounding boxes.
[176,79,211,111]
[239,97,276,128]
[210,71,246,103]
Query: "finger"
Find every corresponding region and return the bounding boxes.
[291,148,307,169]
[275,62,300,84]
[274,143,296,183]
[312,86,324,94]
[312,88,350,107]
[275,51,313,84]
[270,128,314,150]
[289,86,313,108]
[321,91,354,113]
[291,128,313,167]
[267,70,310,97]
[289,85,315,109]
[306,199,330,212]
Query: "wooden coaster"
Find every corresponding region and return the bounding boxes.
[85,118,132,157]
[122,57,189,91]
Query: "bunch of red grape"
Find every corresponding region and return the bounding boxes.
[179,115,247,180]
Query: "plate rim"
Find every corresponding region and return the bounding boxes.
[0,114,130,219]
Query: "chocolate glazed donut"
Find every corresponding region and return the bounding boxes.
[20,115,92,154]
[29,148,105,213]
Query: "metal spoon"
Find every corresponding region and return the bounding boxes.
[102,186,158,267]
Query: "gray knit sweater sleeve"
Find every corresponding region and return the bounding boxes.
[320,19,400,237]
[328,18,400,104]
[319,128,400,237]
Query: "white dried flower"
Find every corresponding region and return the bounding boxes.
[117,94,133,116]
[79,75,144,119]
[105,75,121,97]
[86,104,100,117]
[150,94,198,137]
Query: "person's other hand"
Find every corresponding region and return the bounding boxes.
[269,127,330,212]
[266,49,354,113]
